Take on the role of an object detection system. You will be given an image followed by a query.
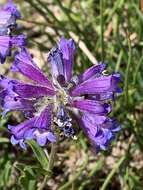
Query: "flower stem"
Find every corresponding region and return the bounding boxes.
[48,142,58,171]
[124,35,132,107]
[37,142,58,190]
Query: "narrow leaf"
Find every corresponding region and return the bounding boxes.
[27,140,49,171]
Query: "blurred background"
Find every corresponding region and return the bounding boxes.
[0,0,143,189]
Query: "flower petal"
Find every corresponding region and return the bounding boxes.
[19,140,27,150]
[34,105,52,129]
[0,11,11,26]
[0,89,7,105]
[8,117,37,140]
[81,114,120,152]
[11,35,26,47]
[11,48,54,88]
[10,135,19,145]
[3,0,21,18]
[48,37,76,84]
[48,46,65,81]
[0,36,11,64]
[36,131,56,146]
[9,81,55,98]
[8,108,56,149]
[24,128,35,140]
[88,91,115,101]
[0,35,26,64]
[83,114,120,131]
[71,74,121,96]
[0,75,11,88]
[59,37,76,82]
[72,99,111,114]
[0,10,17,34]
[36,132,48,146]
[47,132,57,142]
[81,114,98,136]
[2,96,36,116]
[78,63,106,83]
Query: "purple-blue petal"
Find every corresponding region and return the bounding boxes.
[36,133,48,146]
[0,35,26,64]
[9,81,55,98]
[8,104,56,149]
[24,128,35,140]
[0,75,11,88]
[0,11,12,26]
[0,36,11,64]
[19,140,27,150]
[72,99,111,114]
[34,105,52,129]
[8,117,37,140]
[11,35,26,47]
[71,74,121,97]
[47,132,57,142]
[81,114,120,152]
[12,48,54,89]
[35,131,56,146]
[0,89,7,105]
[10,135,19,145]
[3,0,21,19]
[48,46,65,81]
[2,96,36,115]
[78,63,106,83]
[59,37,76,82]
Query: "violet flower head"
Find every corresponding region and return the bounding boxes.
[48,37,121,151]
[0,0,26,64]
[0,37,121,152]
[0,48,56,149]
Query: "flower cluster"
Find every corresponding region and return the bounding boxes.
[0,0,26,64]
[0,38,121,151]
[0,1,121,152]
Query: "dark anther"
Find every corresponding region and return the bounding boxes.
[14,97,18,101]
[0,75,5,79]
[64,126,70,130]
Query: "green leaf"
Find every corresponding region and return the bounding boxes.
[27,140,49,171]
[0,137,9,143]
[19,166,36,190]
[3,161,11,185]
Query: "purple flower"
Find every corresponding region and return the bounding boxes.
[48,37,76,85]
[81,114,120,152]
[0,35,26,64]
[0,0,26,63]
[3,0,21,19]
[8,105,56,150]
[0,38,121,151]
[0,49,56,149]
[0,0,21,33]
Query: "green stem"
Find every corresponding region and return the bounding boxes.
[37,143,58,190]
[100,0,104,62]
[100,156,125,190]
[48,143,58,171]
[115,50,123,72]
[133,55,143,85]
[124,36,132,107]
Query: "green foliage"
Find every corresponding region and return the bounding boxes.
[27,140,49,171]
[0,0,143,189]
[17,165,36,190]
